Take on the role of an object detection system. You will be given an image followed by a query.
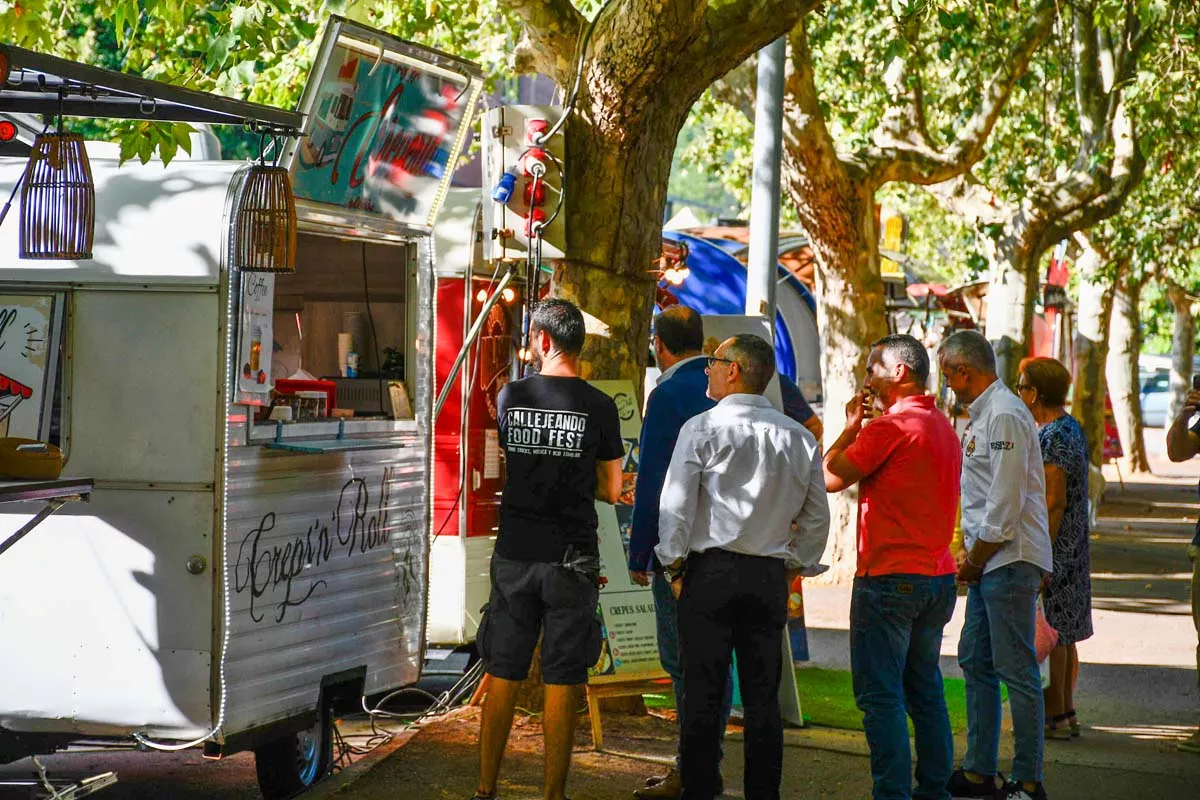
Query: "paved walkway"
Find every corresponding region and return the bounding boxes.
[319,438,1200,799]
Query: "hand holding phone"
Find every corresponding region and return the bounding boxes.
[1185,374,1200,417]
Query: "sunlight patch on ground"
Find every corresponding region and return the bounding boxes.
[1090,724,1198,742]
[1089,572,1194,581]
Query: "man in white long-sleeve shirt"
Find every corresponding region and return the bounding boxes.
[655,333,830,800]
[939,331,1053,800]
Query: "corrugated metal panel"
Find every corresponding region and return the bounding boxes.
[221,436,428,736]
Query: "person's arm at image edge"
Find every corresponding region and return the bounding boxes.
[1166,389,1200,462]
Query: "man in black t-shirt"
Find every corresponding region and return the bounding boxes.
[473,298,623,800]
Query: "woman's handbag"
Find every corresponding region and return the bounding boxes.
[1035,596,1059,663]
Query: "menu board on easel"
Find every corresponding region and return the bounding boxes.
[587,379,666,682]
[0,293,64,441]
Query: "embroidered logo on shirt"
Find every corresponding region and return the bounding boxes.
[989,441,1014,451]
[964,436,976,457]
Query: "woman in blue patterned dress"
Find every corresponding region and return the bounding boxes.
[1017,357,1093,740]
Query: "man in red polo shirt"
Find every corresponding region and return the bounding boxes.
[824,333,962,800]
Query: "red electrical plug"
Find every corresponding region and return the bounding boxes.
[524,208,547,238]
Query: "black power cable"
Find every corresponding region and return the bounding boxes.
[360,241,385,414]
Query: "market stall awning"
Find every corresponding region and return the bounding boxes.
[906,282,950,299]
[0,44,303,131]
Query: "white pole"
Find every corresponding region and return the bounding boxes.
[745,36,786,332]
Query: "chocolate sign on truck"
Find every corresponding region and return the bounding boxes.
[291,33,478,229]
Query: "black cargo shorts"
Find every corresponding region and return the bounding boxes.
[477,553,602,685]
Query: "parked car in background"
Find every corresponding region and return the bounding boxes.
[1138,354,1200,428]
[1140,367,1170,428]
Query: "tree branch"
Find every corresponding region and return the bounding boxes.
[1036,61,1145,238]
[1106,5,1150,133]
[709,58,757,119]
[924,172,1014,229]
[779,15,862,182]
[863,0,1057,187]
[680,0,819,87]
[500,0,585,82]
[587,0,713,108]
[942,0,1057,169]
[873,11,928,150]
[1073,0,1106,160]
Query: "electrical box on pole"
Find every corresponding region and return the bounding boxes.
[481,105,566,263]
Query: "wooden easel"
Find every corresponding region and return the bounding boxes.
[585,670,671,751]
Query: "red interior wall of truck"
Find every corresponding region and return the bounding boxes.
[433,278,512,538]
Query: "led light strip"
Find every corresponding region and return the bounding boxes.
[131,175,242,752]
[426,78,485,229]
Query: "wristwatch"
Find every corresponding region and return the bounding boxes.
[663,561,687,583]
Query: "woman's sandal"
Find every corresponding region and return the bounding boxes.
[1046,712,1073,740]
[1065,709,1081,738]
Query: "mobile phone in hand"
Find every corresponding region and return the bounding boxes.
[1192,373,1200,392]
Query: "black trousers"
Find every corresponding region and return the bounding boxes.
[678,549,787,800]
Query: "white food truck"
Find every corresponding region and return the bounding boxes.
[0,18,482,798]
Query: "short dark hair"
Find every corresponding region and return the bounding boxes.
[1019,356,1070,407]
[654,305,704,356]
[940,330,996,374]
[871,333,930,386]
[724,334,775,394]
[531,298,585,356]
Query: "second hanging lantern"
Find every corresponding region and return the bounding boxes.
[231,161,297,273]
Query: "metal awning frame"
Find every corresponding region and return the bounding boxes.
[0,43,303,134]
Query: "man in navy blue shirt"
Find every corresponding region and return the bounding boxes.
[779,373,824,443]
[628,305,725,799]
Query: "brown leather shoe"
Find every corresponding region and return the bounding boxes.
[634,769,681,799]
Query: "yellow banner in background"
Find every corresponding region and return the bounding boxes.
[880,212,906,278]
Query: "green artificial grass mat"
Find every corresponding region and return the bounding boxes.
[643,666,1005,734]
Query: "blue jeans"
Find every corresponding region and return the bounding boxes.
[959,561,1045,783]
[653,571,733,769]
[851,574,957,800]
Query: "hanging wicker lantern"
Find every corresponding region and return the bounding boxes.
[19,132,95,260]
[231,164,297,273]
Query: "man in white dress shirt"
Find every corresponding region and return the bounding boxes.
[939,330,1053,800]
[656,334,830,800]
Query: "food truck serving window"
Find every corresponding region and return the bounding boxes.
[285,15,484,237]
[240,232,416,431]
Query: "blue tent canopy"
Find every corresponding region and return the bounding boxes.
[660,231,799,381]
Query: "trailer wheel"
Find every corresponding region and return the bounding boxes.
[254,703,334,799]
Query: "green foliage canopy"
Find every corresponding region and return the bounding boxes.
[0,0,514,162]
